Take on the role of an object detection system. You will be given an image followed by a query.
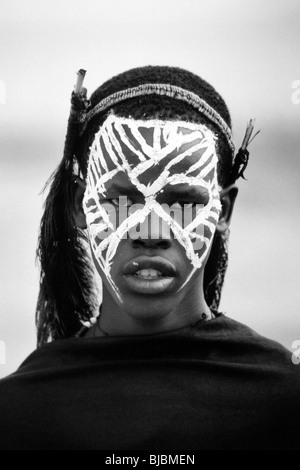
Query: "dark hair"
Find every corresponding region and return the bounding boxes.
[77,66,233,186]
[36,65,235,346]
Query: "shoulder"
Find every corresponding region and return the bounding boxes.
[191,313,298,372]
[220,314,292,355]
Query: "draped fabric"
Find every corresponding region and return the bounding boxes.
[0,314,299,450]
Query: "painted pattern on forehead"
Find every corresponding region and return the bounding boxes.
[83,114,222,297]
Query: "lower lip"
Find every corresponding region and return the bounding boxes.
[123,275,175,294]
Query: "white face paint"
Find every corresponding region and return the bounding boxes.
[83,114,222,299]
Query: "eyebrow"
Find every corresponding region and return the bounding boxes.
[162,187,208,199]
[106,183,141,195]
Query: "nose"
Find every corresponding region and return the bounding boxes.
[131,238,171,249]
[129,213,172,250]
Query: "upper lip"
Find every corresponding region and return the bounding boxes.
[123,256,176,277]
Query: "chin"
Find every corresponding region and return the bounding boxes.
[122,301,174,324]
[119,287,174,313]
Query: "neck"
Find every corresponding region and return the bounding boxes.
[86,273,214,338]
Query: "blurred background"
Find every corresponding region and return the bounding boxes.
[0,0,299,378]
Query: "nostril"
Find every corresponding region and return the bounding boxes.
[132,239,146,248]
[156,240,171,249]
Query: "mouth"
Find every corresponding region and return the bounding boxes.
[123,256,176,294]
[134,268,163,280]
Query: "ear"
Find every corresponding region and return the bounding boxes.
[73,176,87,229]
[216,185,238,233]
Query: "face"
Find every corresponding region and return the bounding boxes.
[82,114,221,320]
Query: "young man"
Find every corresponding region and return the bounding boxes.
[0,66,299,450]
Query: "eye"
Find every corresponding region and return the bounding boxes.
[110,197,134,207]
[172,201,197,209]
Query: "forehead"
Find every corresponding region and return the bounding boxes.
[88,115,218,190]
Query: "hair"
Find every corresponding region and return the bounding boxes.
[36,65,236,346]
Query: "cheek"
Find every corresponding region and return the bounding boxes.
[184,194,221,267]
[90,250,120,298]
[84,196,117,242]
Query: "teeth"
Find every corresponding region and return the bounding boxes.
[135,268,163,278]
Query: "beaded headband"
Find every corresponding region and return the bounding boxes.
[78,83,235,154]
[67,70,259,185]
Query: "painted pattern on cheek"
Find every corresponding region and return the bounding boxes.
[83,114,222,298]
